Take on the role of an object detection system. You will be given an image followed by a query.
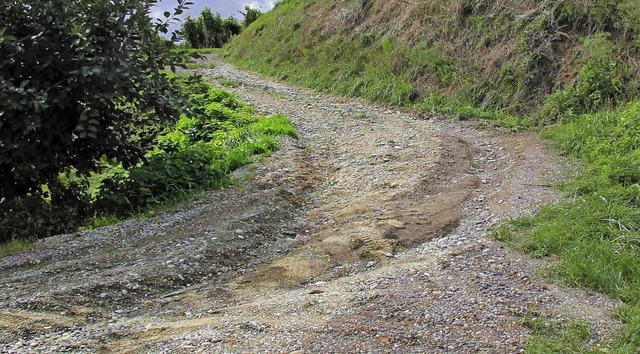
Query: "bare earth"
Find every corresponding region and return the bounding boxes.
[0,55,622,353]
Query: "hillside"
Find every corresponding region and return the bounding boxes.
[227,0,639,120]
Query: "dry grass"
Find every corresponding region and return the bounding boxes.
[229,0,638,118]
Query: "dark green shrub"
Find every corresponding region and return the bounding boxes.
[1,76,296,241]
[0,0,191,201]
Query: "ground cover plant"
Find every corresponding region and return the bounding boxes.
[0,76,297,243]
[225,0,639,129]
[494,100,640,353]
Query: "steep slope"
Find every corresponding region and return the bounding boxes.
[226,0,639,118]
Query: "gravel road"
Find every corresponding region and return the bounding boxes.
[0,55,622,353]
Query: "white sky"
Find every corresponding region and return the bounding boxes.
[152,0,277,35]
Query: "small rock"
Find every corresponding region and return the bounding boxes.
[385,219,405,229]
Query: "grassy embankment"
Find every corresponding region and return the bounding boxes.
[224,0,640,352]
[226,0,639,129]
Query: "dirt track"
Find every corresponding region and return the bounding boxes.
[0,56,622,353]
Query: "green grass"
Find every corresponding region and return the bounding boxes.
[224,0,638,131]
[176,48,218,55]
[523,315,598,354]
[185,62,216,69]
[418,95,535,131]
[221,80,239,88]
[494,101,640,353]
[0,239,34,258]
[225,12,537,130]
[79,215,121,231]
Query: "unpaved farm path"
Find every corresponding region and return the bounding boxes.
[0,56,621,353]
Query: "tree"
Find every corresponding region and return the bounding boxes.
[0,0,191,201]
[181,9,243,49]
[240,6,262,28]
[223,17,243,39]
[201,8,225,48]
[183,15,205,48]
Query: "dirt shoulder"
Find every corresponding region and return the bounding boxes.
[0,56,621,353]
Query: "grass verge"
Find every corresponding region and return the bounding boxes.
[494,100,640,353]
[185,62,217,69]
[175,48,220,55]
[0,239,34,258]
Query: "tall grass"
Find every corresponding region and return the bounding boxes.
[226,0,638,129]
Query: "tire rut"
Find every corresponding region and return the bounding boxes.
[0,54,623,353]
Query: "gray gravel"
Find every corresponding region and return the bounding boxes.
[0,55,623,353]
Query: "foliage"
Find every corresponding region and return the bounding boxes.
[0,77,297,242]
[494,101,640,353]
[182,16,205,48]
[181,8,245,49]
[94,78,296,215]
[0,0,191,201]
[239,6,262,28]
[225,0,639,122]
[0,239,34,258]
[541,33,629,121]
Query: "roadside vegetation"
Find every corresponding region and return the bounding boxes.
[0,73,296,244]
[180,6,261,49]
[0,1,295,245]
[226,0,639,128]
[495,102,640,353]
[224,0,640,351]
[0,72,295,244]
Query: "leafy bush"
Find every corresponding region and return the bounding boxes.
[0,78,297,242]
[0,0,191,201]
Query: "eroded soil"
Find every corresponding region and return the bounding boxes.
[0,55,621,353]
